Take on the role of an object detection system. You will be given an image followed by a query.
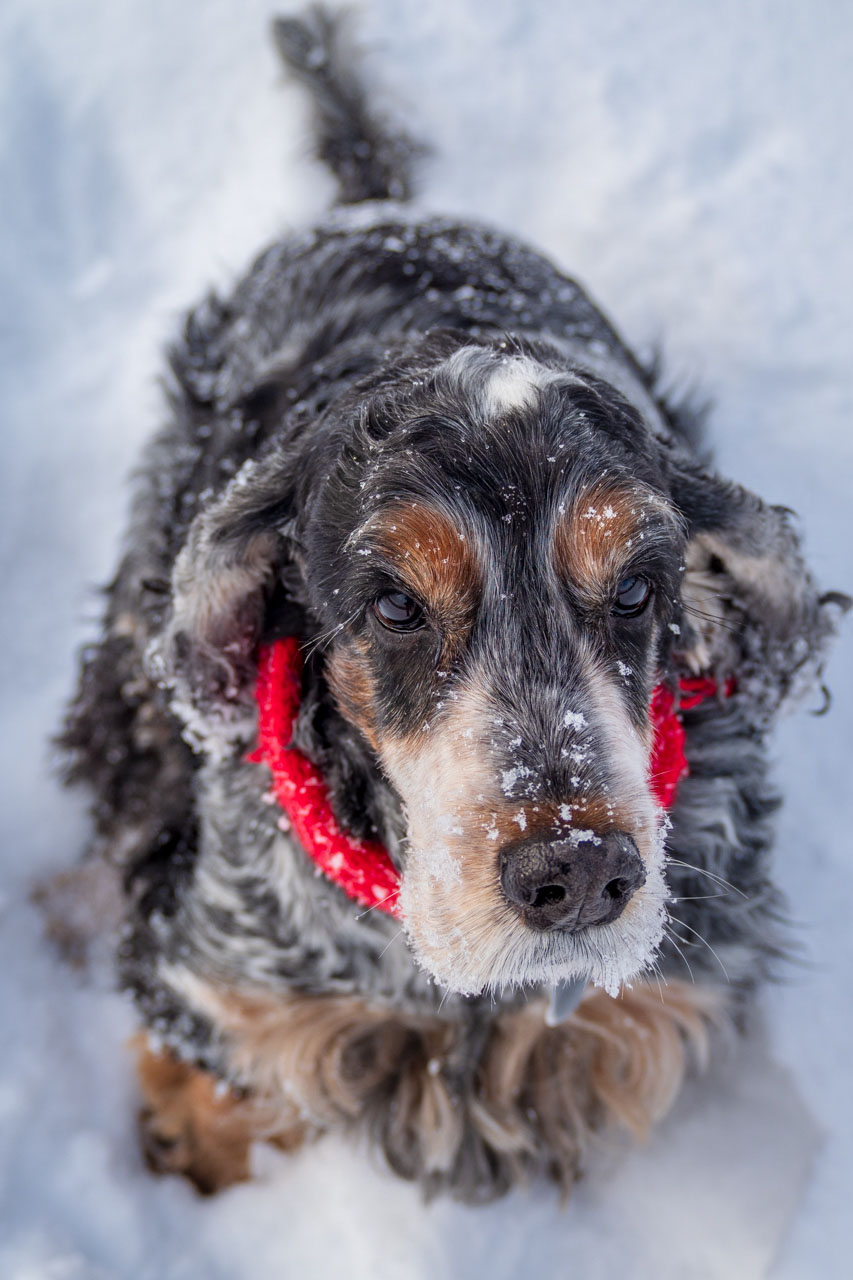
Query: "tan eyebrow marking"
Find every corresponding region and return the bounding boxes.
[326,640,380,751]
[359,502,483,630]
[553,482,677,603]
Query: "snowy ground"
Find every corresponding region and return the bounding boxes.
[2,0,852,1276]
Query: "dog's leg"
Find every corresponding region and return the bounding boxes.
[132,1034,310,1194]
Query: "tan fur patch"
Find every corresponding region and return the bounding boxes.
[398,792,638,881]
[326,641,381,749]
[378,683,518,986]
[552,792,640,835]
[554,481,675,604]
[327,503,484,749]
[360,502,482,633]
[133,1033,309,1194]
[133,977,725,1197]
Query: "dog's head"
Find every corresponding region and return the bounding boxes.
[154,330,837,996]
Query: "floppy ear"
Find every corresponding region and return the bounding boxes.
[147,455,302,757]
[668,459,847,717]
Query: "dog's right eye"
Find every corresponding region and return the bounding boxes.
[373,592,425,632]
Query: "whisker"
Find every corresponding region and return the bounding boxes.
[300,607,362,660]
[668,891,728,903]
[665,857,748,899]
[667,925,696,947]
[662,925,696,984]
[675,917,730,981]
[299,626,339,660]
[377,926,405,959]
[680,602,741,635]
[355,887,401,919]
[648,959,669,1003]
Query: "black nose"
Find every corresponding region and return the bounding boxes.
[499,832,646,931]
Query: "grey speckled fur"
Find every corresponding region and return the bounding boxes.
[60,6,846,1196]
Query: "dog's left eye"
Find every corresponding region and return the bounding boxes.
[612,575,652,617]
[373,591,426,632]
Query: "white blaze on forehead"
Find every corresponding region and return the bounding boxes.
[438,346,581,419]
[481,358,553,415]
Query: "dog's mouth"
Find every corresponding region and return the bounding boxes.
[396,813,670,999]
[376,670,728,997]
[376,658,674,998]
[388,732,668,1000]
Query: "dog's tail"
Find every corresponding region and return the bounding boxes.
[272,7,425,204]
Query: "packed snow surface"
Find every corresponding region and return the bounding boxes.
[2,0,852,1276]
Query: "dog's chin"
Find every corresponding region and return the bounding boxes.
[398,839,670,1000]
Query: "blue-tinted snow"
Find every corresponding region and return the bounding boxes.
[1,0,851,1275]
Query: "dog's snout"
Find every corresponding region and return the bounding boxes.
[499,832,646,931]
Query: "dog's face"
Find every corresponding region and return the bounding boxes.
[294,338,686,995]
[162,331,830,997]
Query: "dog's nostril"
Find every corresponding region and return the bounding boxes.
[603,877,630,900]
[532,884,566,909]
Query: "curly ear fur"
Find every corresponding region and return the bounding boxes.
[148,457,301,758]
[669,460,848,716]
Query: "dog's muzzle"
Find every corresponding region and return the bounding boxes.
[499,832,646,931]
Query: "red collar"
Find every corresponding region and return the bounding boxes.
[249,638,730,918]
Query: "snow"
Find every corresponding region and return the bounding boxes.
[2,0,852,1275]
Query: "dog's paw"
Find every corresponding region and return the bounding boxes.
[133,1037,253,1195]
[139,1104,196,1178]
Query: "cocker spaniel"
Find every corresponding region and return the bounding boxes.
[60,8,845,1200]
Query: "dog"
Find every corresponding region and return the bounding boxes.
[59,7,846,1201]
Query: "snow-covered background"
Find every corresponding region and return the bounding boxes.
[2,0,851,1275]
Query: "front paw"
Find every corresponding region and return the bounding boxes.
[133,1038,252,1195]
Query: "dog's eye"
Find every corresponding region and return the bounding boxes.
[373,591,425,632]
[612,575,652,617]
